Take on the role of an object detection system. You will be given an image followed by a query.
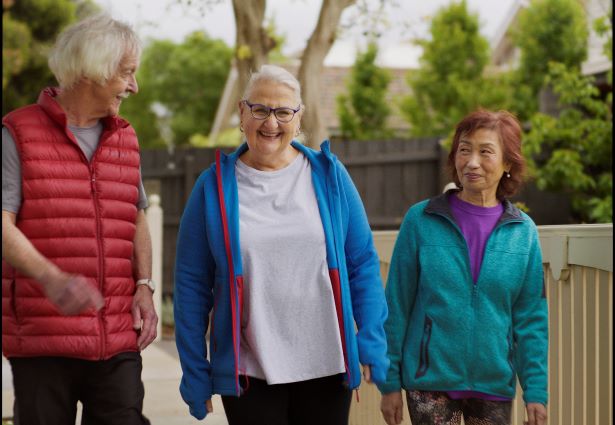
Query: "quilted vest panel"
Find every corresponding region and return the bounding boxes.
[2,88,141,360]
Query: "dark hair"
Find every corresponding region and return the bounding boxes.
[447,109,525,199]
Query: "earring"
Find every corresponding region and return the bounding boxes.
[506,172,511,178]
[295,127,301,137]
[239,123,244,133]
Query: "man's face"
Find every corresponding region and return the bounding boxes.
[91,51,139,118]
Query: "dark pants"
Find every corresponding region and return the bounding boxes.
[406,390,512,425]
[222,374,352,425]
[9,352,150,425]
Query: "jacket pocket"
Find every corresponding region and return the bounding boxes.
[210,284,220,353]
[415,315,433,379]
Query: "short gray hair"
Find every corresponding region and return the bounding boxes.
[48,13,141,89]
[243,64,302,104]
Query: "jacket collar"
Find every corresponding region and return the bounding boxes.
[37,87,130,132]
[219,139,335,170]
[425,189,525,225]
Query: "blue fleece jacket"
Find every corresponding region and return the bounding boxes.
[174,141,389,420]
[377,192,548,405]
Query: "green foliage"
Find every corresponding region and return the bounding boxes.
[2,0,76,115]
[2,0,100,116]
[10,0,76,41]
[189,128,242,148]
[120,32,233,148]
[336,43,392,140]
[594,11,613,86]
[400,0,511,138]
[2,13,32,90]
[513,0,588,115]
[523,61,612,223]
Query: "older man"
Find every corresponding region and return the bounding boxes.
[2,14,157,425]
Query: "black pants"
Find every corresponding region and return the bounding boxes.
[406,390,513,425]
[222,374,352,425]
[9,352,150,425]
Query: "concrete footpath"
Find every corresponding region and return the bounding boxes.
[2,340,228,424]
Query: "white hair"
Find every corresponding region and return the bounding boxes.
[48,13,141,89]
[243,64,302,104]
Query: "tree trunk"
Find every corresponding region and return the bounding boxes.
[231,0,276,100]
[298,0,356,148]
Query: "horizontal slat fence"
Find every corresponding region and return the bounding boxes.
[140,139,574,297]
[140,139,444,296]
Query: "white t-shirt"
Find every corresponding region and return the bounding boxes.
[236,152,346,384]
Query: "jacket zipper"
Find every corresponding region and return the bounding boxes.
[215,150,241,396]
[10,278,20,324]
[506,326,515,388]
[323,157,353,387]
[415,315,432,378]
[90,167,106,359]
[431,210,523,390]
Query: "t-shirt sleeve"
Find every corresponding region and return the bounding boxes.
[2,127,22,213]
[137,166,149,210]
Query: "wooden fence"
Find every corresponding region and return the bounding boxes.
[140,139,573,296]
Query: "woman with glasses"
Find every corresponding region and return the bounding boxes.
[174,64,389,425]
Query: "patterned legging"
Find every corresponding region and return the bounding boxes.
[406,390,512,425]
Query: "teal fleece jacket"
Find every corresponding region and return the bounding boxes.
[378,192,548,405]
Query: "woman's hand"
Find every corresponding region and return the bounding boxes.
[362,365,372,383]
[525,402,547,425]
[206,399,213,413]
[380,391,404,425]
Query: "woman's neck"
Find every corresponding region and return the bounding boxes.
[456,189,499,207]
[241,146,299,171]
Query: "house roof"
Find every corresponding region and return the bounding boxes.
[488,0,612,76]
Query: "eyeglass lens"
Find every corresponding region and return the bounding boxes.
[248,103,295,122]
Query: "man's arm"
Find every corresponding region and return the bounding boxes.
[2,210,104,314]
[131,209,158,350]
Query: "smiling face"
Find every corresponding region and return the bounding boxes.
[90,51,140,118]
[239,79,302,169]
[455,128,510,205]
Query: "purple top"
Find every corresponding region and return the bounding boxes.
[446,193,511,401]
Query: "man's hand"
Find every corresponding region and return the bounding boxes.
[132,285,158,350]
[3,210,104,315]
[381,391,404,425]
[362,365,372,383]
[39,269,104,315]
[206,399,213,414]
[525,402,547,425]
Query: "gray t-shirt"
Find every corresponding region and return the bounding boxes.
[236,152,345,384]
[2,125,148,213]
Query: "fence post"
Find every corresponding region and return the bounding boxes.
[146,194,163,342]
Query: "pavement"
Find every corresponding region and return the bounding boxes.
[2,339,229,424]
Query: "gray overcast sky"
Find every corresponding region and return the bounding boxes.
[96,0,517,67]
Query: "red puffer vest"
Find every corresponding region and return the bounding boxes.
[2,87,141,360]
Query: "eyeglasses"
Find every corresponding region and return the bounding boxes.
[242,100,301,123]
